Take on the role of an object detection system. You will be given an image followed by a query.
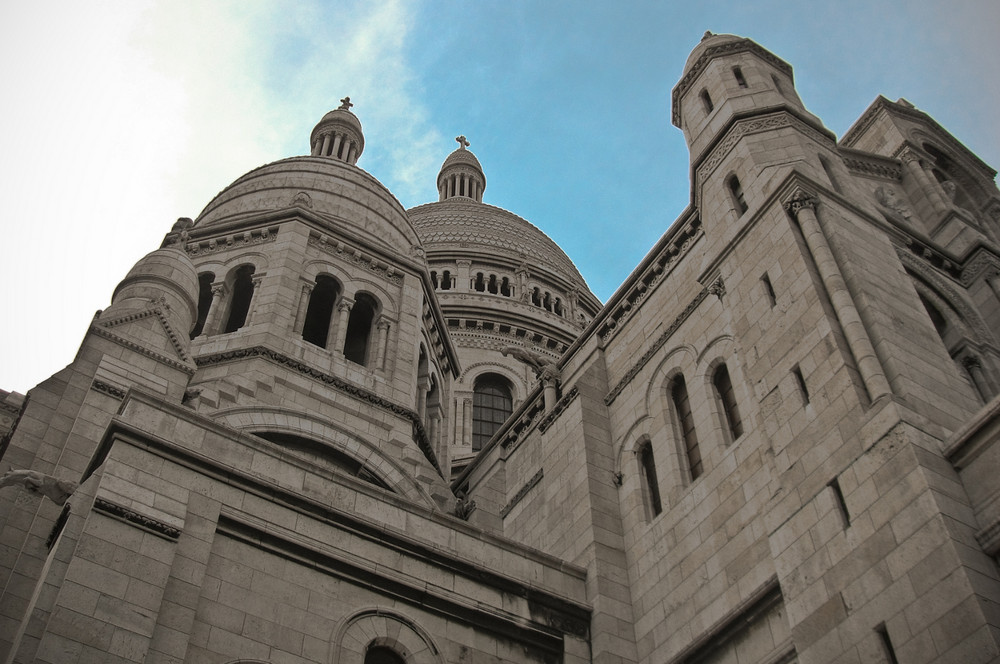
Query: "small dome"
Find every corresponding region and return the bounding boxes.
[106,246,200,331]
[194,157,422,256]
[437,136,486,203]
[310,97,365,164]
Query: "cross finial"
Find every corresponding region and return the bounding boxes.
[456,135,470,149]
[339,96,353,111]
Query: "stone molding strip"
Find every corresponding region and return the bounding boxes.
[195,346,440,474]
[538,387,579,433]
[605,285,712,406]
[598,217,703,345]
[666,576,784,664]
[977,518,1000,557]
[308,230,403,286]
[93,497,181,540]
[91,380,127,400]
[185,225,278,257]
[500,469,544,519]
[839,148,902,180]
[90,323,196,375]
[218,512,586,649]
[696,111,834,189]
[498,395,546,451]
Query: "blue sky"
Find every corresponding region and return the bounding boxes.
[1,0,998,393]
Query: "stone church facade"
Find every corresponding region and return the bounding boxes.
[2,32,999,664]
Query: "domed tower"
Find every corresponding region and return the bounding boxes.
[177,102,459,505]
[409,137,601,472]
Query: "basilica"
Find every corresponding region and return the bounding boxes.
[2,33,999,664]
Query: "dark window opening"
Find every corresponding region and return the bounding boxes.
[531,287,541,307]
[793,365,810,405]
[474,272,486,292]
[224,265,255,333]
[733,66,747,88]
[554,298,563,316]
[488,274,499,294]
[713,364,743,440]
[365,646,405,664]
[639,441,662,518]
[875,624,899,664]
[829,476,850,527]
[543,292,552,312]
[302,275,339,347]
[761,273,777,307]
[500,277,511,296]
[344,293,378,365]
[441,270,451,290]
[671,374,702,480]
[700,89,714,113]
[190,272,215,338]
[473,374,513,451]
[430,271,439,289]
[728,174,749,215]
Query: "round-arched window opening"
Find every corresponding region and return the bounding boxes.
[365,645,405,664]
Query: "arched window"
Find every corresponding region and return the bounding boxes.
[474,272,486,292]
[441,270,451,290]
[700,89,714,113]
[638,439,662,519]
[344,293,378,365]
[670,374,702,480]
[728,174,748,215]
[364,645,405,664]
[473,374,513,451]
[224,265,255,333]
[712,363,743,441]
[190,271,214,338]
[302,275,339,348]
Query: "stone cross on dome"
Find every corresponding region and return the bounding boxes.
[456,135,470,150]
[339,97,353,111]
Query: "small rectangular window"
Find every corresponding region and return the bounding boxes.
[761,273,777,307]
[829,476,850,527]
[733,66,748,88]
[875,624,899,664]
[700,89,714,113]
[792,365,809,405]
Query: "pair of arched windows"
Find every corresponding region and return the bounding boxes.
[301,275,380,366]
[190,265,257,339]
[639,363,743,520]
[472,374,513,451]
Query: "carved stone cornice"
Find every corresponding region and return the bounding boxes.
[194,346,440,473]
[695,112,833,188]
[94,497,181,540]
[307,231,403,286]
[605,284,713,406]
[499,395,546,451]
[960,247,1000,287]
[671,37,792,126]
[95,302,192,364]
[186,226,278,257]
[500,468,544,519]
[598,217,702,344]
[91,380,127,400]
[840,149,902,180]
[537,387,579,433]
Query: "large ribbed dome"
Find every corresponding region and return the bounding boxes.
[194,156,421,256]
[408,198,590,291]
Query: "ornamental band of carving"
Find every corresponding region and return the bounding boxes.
[94,497,181,540]
[500,468,544,519]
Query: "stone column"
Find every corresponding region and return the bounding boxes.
[463,398,473,448]
[201,283,228,337]
[333,297,354,355]
[244,274,264,327]
[331,133,343,161]
[900,148,949,216]
[375,318,390,369]
[785,191,891,402]
[347,142,357,164]
[293,282,313,335]
[320,133,331,157]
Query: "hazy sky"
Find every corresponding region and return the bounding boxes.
[1,1,998,393]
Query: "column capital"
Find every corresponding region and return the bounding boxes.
[784,190,819,217]
[962,355,983,370]
[337,297,355,313]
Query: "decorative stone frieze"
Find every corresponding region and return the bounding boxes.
[308,231,403,286]
[93,497,181,540]
[186,226,278,256]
